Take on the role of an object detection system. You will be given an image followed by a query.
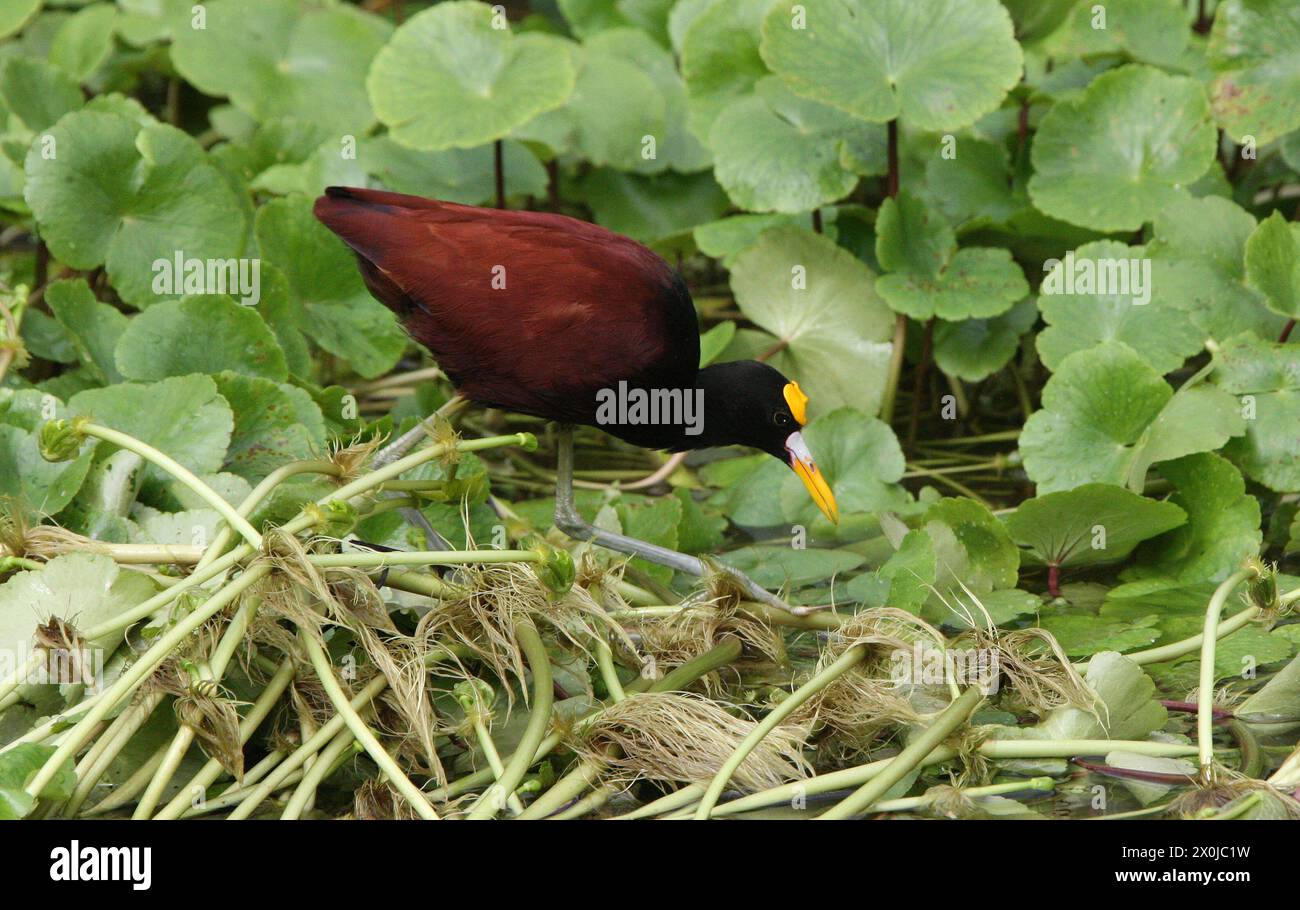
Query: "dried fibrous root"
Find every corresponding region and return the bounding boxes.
[32,617,96,688]
[326,434,384,485]
[415,560,628,704]
[627,596,786,684]
[793,609,944,747]
[351,779,424,820]
[259,528,450,783]
[0,506,103,561]
[569,691,811,791]
[954,626,1098,721]
[925,784,980,819]
[1171,769,1300,819]
[152,641,247,779]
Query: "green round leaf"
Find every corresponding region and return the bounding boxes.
[1037,240,1204,374]
[367,1,575,151]
[1130,453,1262,584]
[255,195,406,379]
[0,55,83,132]
[1244,210,1300,319]
[760,0,1023,131]
[580,168,729,243]
[922,496,1020,596]
[710,77,877,213]
[1147,195,1286,341]
[213,371,326,483]
[730,225,895,415]
[933,297,1037,382]
[875,190,954,277]
[172,0,388,135]
[0,0,40,39]
[1212,335,1300,492]
[878,246,1027,320]
[1209,0,1300,143]
[1021,342,1246,493]
[1028,65,1216,231]
[49,3,117,82]
[1005,483,1186,569]
[114,295,288,382]
[24,111,249,309]
[361,136,547,205]
[45,278,127,385]
[680,0,772,143]
[68,374,234,486]
[567,50,666,172]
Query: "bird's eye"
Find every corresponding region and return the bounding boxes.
[774,412,792,428]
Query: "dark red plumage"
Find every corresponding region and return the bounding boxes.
[313,187,699,425]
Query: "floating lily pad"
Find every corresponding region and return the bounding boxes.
[1005,483,1186,570]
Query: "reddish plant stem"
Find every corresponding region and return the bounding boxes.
[1160,700,1234,721]
[1047,563,1061,598]
[1072,757,1196,786]
[494,139,506,210]
[1280,320,1295,343]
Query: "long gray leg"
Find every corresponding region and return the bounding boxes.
[551,425,793,613]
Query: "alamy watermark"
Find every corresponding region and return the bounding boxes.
[151,250,261,306]
[594,382,704,436]
[889,642,1001,694]
[1041,251,1152,306]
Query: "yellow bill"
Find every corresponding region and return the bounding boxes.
[785,430,838,525]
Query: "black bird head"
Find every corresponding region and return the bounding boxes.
[696,360,839,524]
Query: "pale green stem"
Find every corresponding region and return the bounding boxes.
[83,422,263,549]
[708,739,1200,818]
[817,687,986,820]
[467,621,552,820]
[696,643,866,820]
[1199,568,1256,776]
[299,632,439,819]
[306,549,541,568]
[154,656,296,820]
[435,639,744,805]
[594,641,626,703]
[470,716,526,816]
[1077,606,1261,673]
[62,690,166,816]
[84,740,171,816]
[133,593,259,819]
[24,564,268,800]
[281,729,360,820]
[196,460,340,571]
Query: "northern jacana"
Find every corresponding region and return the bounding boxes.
[314,187,838,607]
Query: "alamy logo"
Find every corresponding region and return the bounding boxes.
[1041,251,1152,306]
[49,841,151,890]
[594,381,704,436]
[151,251,261,305]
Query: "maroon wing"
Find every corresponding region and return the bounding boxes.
[313,187,699,422]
